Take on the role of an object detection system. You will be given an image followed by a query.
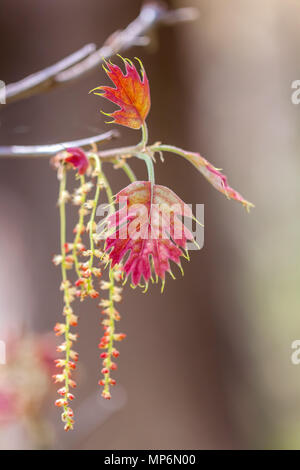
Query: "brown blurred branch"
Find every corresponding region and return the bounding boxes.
[5,2,198,105]
[0,130,119,158]
[4,44,96,105]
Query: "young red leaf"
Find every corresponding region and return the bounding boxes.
[184,151,254,211]
[157,146,254,211]
[104,181,195,288]
[51,147,89,178]
[64,147,89,175]
[90,57,150,130]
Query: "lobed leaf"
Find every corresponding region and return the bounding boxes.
[90,57,151,130]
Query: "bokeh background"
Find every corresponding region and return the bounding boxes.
[1,0,300,450]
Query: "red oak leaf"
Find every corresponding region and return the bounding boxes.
[90,57,151,130]
[104,181,195,288]
[186,152,254,211]
[160,147,254,211]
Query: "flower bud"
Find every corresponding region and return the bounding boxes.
[114,333,126,341]
[55,399,67,407]
[53,323,66,336]
[102,390,111,400]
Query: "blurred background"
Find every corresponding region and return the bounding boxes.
[0,0,300,450]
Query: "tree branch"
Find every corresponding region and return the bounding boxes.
[4,2,198,105]
[5,44,96,104]
[0,2,198,159]
[0,130,119,158]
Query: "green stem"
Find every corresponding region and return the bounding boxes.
[104,267,116,396]
[102,171,115,214]
[114,159,136,183]
[150,144,201,173]
[58,168,72,427]
[87,154,102,291]
[151,144,187,158]
[141,122,148,149]
[101,169,118,397]
[135,152,155,185]
[73,174,86,280]
[59,171,67,282]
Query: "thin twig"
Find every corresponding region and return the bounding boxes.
[4,2,198,104]
[5,44,96,104]
[0,130,119,158]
